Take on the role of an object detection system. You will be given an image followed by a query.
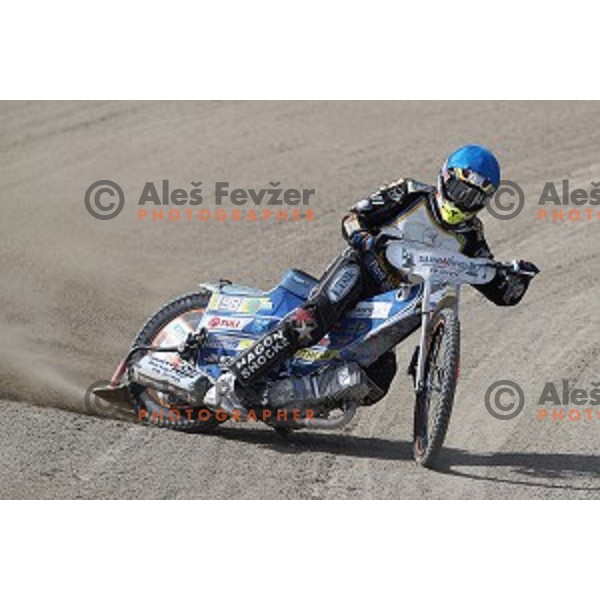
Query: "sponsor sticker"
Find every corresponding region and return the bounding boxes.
[208,294,273,314]
[326,265,360,302]
[346,301,392,319]
[295,347,340,362]
[235,329,291,380]
[242,297,273,313]
[216,295,243,312]
[206,315,253,331]
[237,338,255,350]
[209,336,243,350]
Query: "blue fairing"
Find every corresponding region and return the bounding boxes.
[196,269,422,378]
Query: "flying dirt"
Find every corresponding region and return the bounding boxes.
[1,101,599,498]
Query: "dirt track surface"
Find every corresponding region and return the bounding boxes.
[1,101,599,499]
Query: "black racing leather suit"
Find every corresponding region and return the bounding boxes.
[230,178,532,388]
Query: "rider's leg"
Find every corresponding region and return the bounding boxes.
[205,249,365,410]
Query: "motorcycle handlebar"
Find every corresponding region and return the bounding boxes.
[493,260,540,278]
[380,235,540,278]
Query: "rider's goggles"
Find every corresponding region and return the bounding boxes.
[441,167,496,211]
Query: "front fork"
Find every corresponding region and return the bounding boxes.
[413,281,459,393]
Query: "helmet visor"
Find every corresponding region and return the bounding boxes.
[441,168,496,211]
[443,177,489,211]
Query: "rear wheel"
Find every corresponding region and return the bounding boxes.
[129,291,227,432]
[413,308,460,468]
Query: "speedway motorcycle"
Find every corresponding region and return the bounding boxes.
[94,238,537,468]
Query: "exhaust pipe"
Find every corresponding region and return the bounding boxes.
[296,401,358,429]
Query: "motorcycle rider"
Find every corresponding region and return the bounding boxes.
[205,144,539,412]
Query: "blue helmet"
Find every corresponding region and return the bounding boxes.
[438,145,501,225]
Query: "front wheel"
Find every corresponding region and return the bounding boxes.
[413,308,460,468]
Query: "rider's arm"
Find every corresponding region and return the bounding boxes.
[467,219,534,306]
[342,179,420,251]
[472,269,532,306]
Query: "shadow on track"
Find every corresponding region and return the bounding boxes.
[215,426,600,492]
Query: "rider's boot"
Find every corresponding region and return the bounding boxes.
[203,371,248,416]
[203,250,364,415]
